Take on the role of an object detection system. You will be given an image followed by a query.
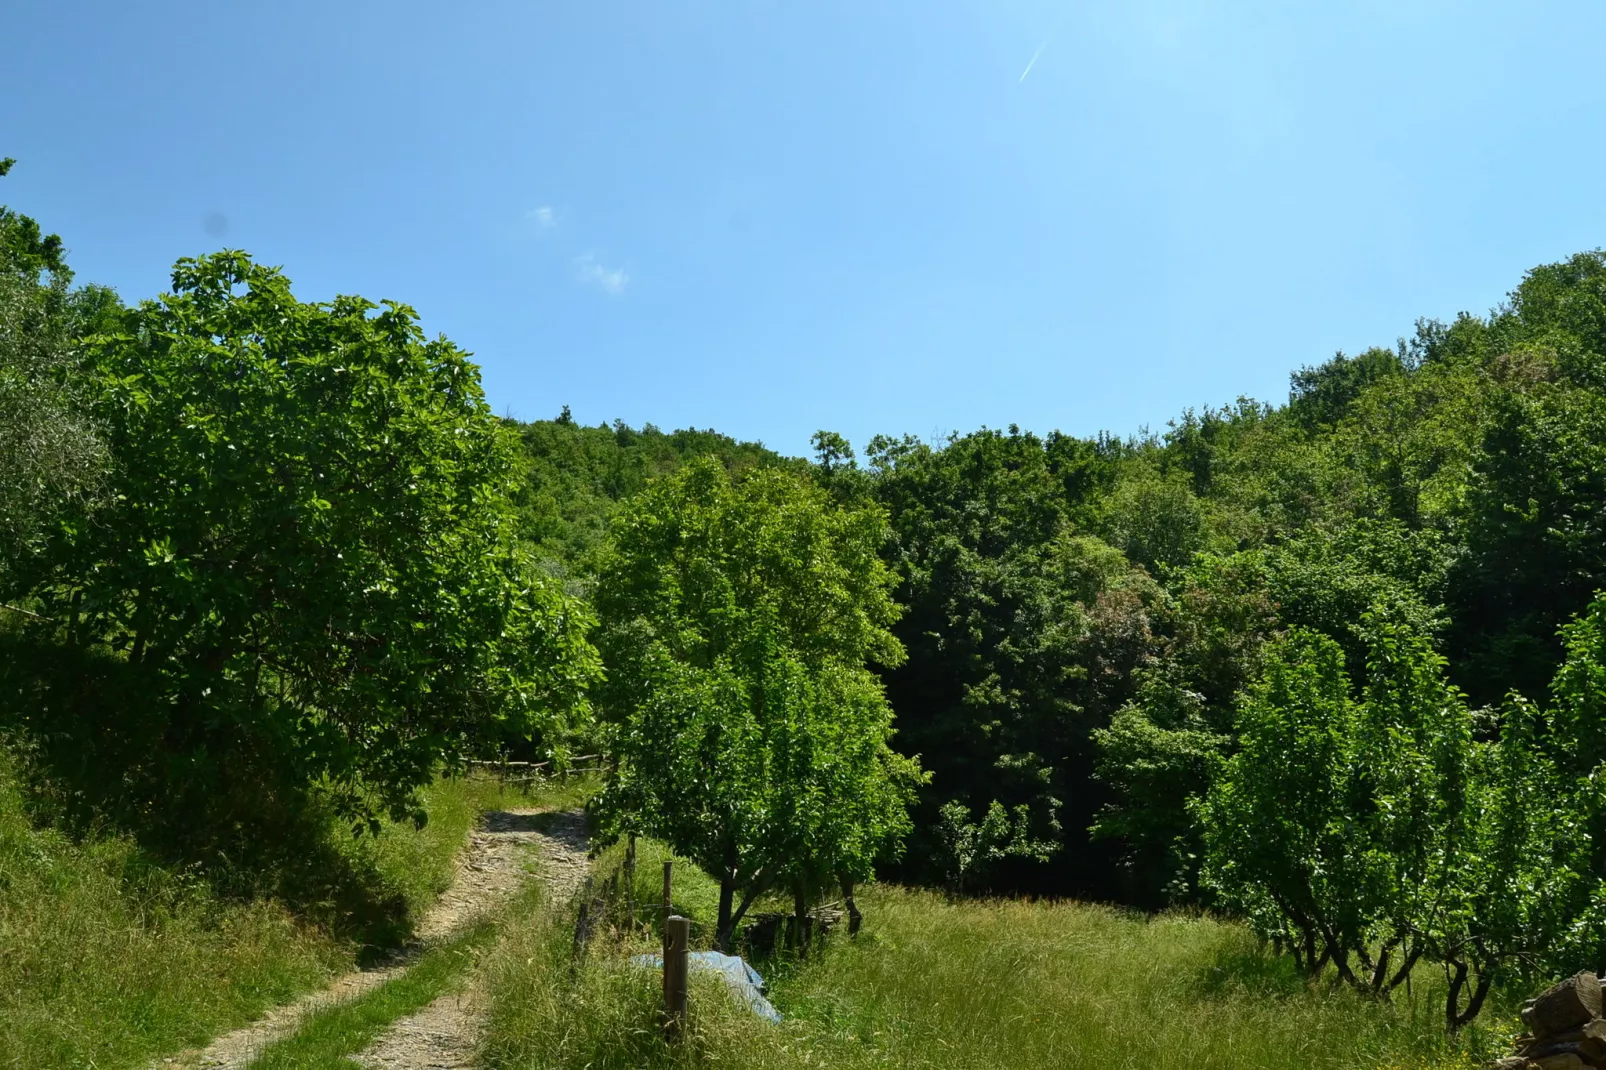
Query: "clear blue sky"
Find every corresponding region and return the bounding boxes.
[6,1,1605,457]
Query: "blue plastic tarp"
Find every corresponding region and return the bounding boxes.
[629,950,783,1023]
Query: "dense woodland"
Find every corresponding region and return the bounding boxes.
[8,154,1606,1033]
[508,288,1606,866]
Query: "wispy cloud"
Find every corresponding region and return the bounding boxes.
[526,205,558,230]
[575,253,629,295]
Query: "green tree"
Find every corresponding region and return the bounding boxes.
[1200,607,1570,1028]
[1091,667,1228,905]
[1443,251,1606,703]
[1198,628,1368,978]
[865,427,1155,895]
[506,412,795,581]
[1452,381,1606,703]
[1327,356,1486,529]
[16,251,599,823]
[936,798,1057,895]
[0,159,108,574]
[1346,611,1473,1006]
[1288,347,1406,430]
[1089,522,1450,906]
[1098,464,1210,576]
[1532,594,1606,980]
[592,458,916,947]
[1197,613,1465,993]
[1435,696,1576,1030]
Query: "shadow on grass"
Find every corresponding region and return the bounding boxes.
[1192,937,1310,1001]
[0,635,416,962]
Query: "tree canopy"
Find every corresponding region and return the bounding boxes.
[0,159,108,572]
[8,249,599,830]
[591,458,918,947]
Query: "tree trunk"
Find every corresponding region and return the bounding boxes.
[1453,970,1491,1032]
[1298,929,1318,975]
[842,877,862,937]
[1445,959,1468,1034]
[1324,932,1359,989]
[792,885,812,958]
[716,868,773,951]
[1369,944,1393,995]
[1385,940,1423,994]
[715,877,736,952]
[624,836,637,930]
[1446,959,1495,1032]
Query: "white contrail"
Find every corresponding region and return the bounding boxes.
[1019,40,1049,82]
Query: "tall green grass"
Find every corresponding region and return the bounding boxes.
[0,756,565,1070]
[0,748,335,1067]
[480,847,1521,1070]
[354,773,572,926]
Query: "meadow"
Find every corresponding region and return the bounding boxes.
[0,754,1528,1070]
[478,840,1519,1070]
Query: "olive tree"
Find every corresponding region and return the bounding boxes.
[0,158,107,576]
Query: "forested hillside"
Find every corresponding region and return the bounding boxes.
[506,411,799,583]
[509,252,1606,913]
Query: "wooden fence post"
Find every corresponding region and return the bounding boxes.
[571,900,590,976]
[625,835,638,930]
[570,875,596,970]
[663,914,690,1038]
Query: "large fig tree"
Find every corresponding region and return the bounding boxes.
[16,251,598,822]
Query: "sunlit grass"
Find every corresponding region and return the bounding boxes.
[0,751,334,1067]
[480,844,1519,1070]
[0,760,581,1069]
[242,919,500,1070]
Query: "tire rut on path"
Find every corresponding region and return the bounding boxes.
[159,808,589,1070]
[349,810,589,1070]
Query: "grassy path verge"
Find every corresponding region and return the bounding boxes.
[237,808,590,1070]
[241,920,499,1070]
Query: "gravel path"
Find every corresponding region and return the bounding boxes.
[159,808,589,1070]
[349,810,590,1070]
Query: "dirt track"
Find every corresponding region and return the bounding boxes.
[350,811,589,1070]
[162,808,589,1070]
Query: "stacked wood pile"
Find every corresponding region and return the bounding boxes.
[1493,972,1606,1070]
[742,903,847,954]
